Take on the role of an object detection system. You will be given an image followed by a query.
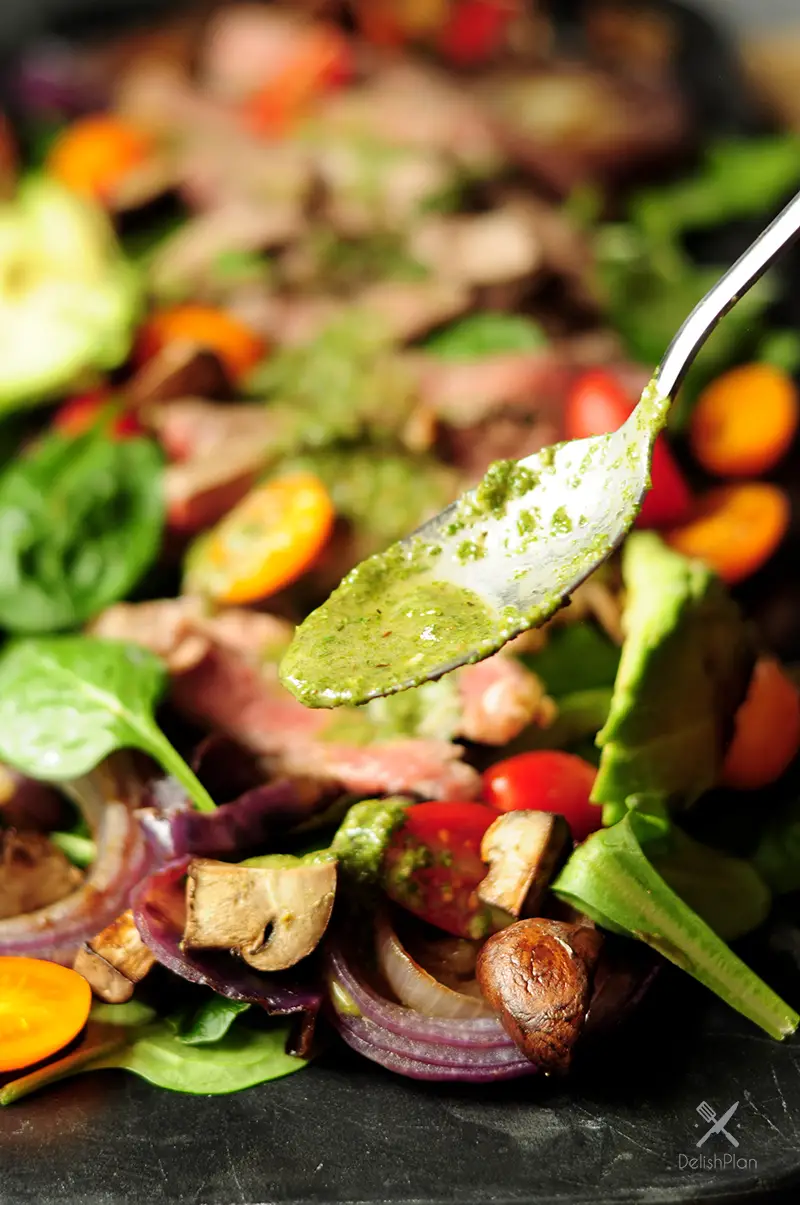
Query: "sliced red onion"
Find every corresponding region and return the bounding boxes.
[376,914,492,1019]
[138,776,324,860]
[329,1011,535,1083]
[131,859,322,1016]
[326,942,510,1048]
[13,42,107,116]
[0,795,149,961]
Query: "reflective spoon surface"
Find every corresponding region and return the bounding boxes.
[281,188,800,709]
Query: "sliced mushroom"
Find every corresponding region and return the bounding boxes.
[0,831,82,919]
[478,810,571,919]
[476,918,603,1074]
[74,909,156,1003]
[184,858,336,972]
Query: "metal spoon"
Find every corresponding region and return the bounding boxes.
[281,188,800,709]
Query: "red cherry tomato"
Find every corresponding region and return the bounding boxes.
[383,801,499,938]
[54,390,142,440]
[482,751,600,843]
[565,370,691,530]
[438,1,518,65]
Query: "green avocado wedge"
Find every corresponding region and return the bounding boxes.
[0,176,140,412]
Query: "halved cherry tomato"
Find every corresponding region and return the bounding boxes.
[185,472,335,604]
[438,0,518,65]
[565,370,691,529]
[482,751,599,843]
[667,483,790,584]
[690,363,799,478]
[242,26,353,137]
[383,801,499,938]
[0,957,92,1072]
[53,389,142,440]
[136,305,265,382]
[47,115,154,204]
[722,657,800,791]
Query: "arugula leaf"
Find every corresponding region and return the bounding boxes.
[593,535,755,826]
[521,623,620,698]
[631,137,800,245]
[422,313,547,359]
[0,1007,306,1104]
[0,636,215,812]
[0,430,164,632]
[596,224,774,426]
[173,996,252,1046]
[553,811,797,1041]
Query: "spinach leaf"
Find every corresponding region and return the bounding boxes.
[0,636,215,811]
[0,430,164,632]
[553,810,796,1041]
[423,313,547,359]
[0,1008,307,1104]
[174,996,252,1046]
[521,623,620,698]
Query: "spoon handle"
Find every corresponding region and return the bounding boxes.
[655,187,800,401]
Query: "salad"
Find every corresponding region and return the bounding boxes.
[2,0,800,1102]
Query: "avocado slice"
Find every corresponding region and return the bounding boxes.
[592,533,755,824]
[0,176,141,412]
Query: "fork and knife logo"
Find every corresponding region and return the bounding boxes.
[696,1100,740,1148]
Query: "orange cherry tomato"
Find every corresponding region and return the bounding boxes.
[0,957,92,1072]
[136,305,265,382]
[667,483,790,584]
[383,801,499,938]
[690,363,799,478]
[565,370,692,529]
[722,658,800,791]
[482,751,599,842]
[53,389,143,440]
[185,472,335,604]
[47,114,154,203]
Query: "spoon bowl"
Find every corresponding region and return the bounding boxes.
[281,188,800,709]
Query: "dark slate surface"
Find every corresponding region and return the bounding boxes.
[2,959,800,1205]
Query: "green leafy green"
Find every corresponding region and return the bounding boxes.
[752,794,800,895]
[630,137,800,245]
[759,330,800,375]
[553,810,796,1041]
[301,229,428,291]
[423,312,547,359]
[506,688,612,758]
[0,636,215,811]
[173,996,252,1046]
[593,535,754,826]
[0,429,164,632]
[521,623,620,698]
[0,1005,306,1104]
[596,224,774,426]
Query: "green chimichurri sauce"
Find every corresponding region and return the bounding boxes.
[281,566,499,707]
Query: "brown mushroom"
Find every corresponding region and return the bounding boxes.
[74,909,156,1003]
[0,831,82,919]
[184,858,336,972]
[478,811,571,919]
[476,918,603,1074]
